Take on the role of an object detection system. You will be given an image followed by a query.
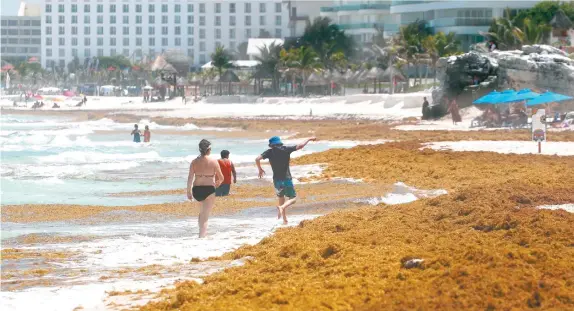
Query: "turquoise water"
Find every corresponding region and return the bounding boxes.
[1,113,351,206]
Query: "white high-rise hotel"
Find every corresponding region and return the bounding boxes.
[41,0,290,68]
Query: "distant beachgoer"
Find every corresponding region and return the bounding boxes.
[143,125,151,143]
[52,103,60,108]
[187,139,224,238]
[422,97,430,120]
[256,136,316,225]
[216,150,236,197]
[448,98,462,125]
[131,124,141,143]
[182,93,186,104]
[83,96,87,105]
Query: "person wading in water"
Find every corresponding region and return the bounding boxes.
[255,136,316,225]
[187,139,224,238]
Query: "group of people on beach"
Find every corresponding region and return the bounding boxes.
[186,136,316,238]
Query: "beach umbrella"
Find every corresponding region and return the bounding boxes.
[473,91,502,104]
[526,91,573,106]
[499,88,540,103]
[1,64,14,71]
[27,57,39,63]
[33,94,43,100]
[63,90,75,97]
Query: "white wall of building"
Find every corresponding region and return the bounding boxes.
[40,0,290,69]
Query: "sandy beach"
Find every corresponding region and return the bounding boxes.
[2,94,573,310]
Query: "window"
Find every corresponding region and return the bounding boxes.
[136,4,142,13]
[20,38,30,44]
[275,16,282,26]
[162,26,168,35]
[72,48,78,57]
[97,38,103,46]
[215,29,221,39]
[97,27,103,35]
[85,49,90,57]
[259,29,266,37]
[110,38,116,46]
[123,4,129,13]
[175,16,181,24]
[136,38,142,46]
[162,16,168,24]
[199,3,205,13]
[200,54,206,64]
[245,16,251,26]
[162,38,168,46]
[32,29,41,35]
[260,3,266,13]
[46,49,52,57]
[71,4,77,13]
[149,27,155,35]
[188,4,193,12]
[200,42,205,52]
[136,16,142,24]
[136,27,142,35]
[275,29,282,38]
[59,26,65,35]
[46,27,52,35]
[215,16,221,26]
[84,16,90,24]
[246,29,251,38]
[59,16,65,24]
[199,16,205,26]
[97,16,103,24]
[148,4,154,13]
[110,16,116,24]
[149,38,155,46]
[110,49,116,56]
[245,3,251,13]
[84,27,90,35]
[230,16,236,26]
[175,26,181,35]
[123,16,129,24]
[199,29,205,39]
[215,3,221,13]
[230,29,236,39]
[123,27,129,35]
[84,38,91,46]
[275,3,282,13]
[72,37,78,46]
[188,49,193,57]
[230,3,236,13]
[58,4,64,13]
[188,16,194,24]
[110,27,116,35]
[260,16,265,26]
[46,16,52,24]
[110,4,116,13]
[46,38,52,46]
[123,38,129,46]
[175,38,181,46]
[45,4,52,13]
[84,4,90,13]
[149,16,155,24]
[175,4,181,13]
[188,27,193,35]
[98,49,103,57]
[72,27,77,35]
[162,4,168,13]
[97,4,103,13]
[188,38,193,46]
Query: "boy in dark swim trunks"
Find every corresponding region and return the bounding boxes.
[255,136,316,224]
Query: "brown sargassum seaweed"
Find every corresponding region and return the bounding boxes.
[140,142,574,311]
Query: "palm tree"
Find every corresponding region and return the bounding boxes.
[235,42,249,60]
[210,46,233,95]
[515,18,551,45]
[292,47,322,97]
[423,32,461,84]
[253,43,283,94]
[482,9,522,50]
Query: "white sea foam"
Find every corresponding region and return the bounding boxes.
[537,204,574,213]
[37,151,162,164]
[357,182,448,205]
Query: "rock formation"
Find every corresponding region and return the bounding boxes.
[432,44,574,109]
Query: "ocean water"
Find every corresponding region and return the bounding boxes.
[0,113,355,206]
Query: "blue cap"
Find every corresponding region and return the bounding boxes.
[269,136,283,146]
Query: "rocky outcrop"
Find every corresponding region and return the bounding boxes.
[432,44,574,108]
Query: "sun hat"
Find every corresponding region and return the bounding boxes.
[268,136,283,146]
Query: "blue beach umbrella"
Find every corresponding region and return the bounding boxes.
[499,88,540,103]
[473,91,502,104]
[526,91,573,107]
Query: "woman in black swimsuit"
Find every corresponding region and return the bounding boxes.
[186,139,224,238]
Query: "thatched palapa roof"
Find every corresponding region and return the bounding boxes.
[550,9,573,30]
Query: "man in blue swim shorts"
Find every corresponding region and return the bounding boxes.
[256,136,316,224]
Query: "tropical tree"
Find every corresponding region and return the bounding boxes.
[515,18,552,45]
[253,42,283,94]
[210,45,233,95]
[422,32,461,84]
[513,1,574,28]
[396,20,433,87]
[298,17,354,67]
[291,46,323,97]
[235,42,249,60]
